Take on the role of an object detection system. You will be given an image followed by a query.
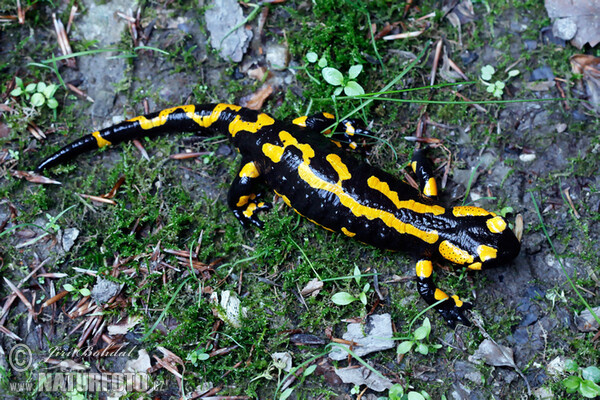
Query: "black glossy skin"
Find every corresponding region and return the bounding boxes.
[35,104,521,326]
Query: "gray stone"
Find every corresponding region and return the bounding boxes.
[205,0,253,62]
[334,365,392,392]
[552,18,577,41]
[329,314,394,360]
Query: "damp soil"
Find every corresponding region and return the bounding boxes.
[0,1,599,399]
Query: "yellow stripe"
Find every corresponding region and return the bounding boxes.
[92,131,111,148]
[341,227,356,237]
[451,295,463,307]
[265,133,440,243]
[367,176,445,215]
[228,112,275,138]
[322,112,335,119]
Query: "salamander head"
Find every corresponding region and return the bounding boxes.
[437,206,521,270]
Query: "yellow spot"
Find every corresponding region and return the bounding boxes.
[415,260,433,278]
[239,162,260,178]
[486,216,507,233]
[423,177,438,197]
[411,161,417,173]
[228,112,275,137]
[344,122,355,135]
[243,202,257,218]
[292,116,308,127]
[341,227,356,237]
[367,176,445,215]
[331,140,342,147]
[468,262,482,270]
[452,206,492,217]
[434,289,449,301]
[349,142,357,149]
[439,240,475,264]
[92,131,111,148]
[322,112,335,119]
[451,295,464,307]
[326,154,351,184]
[236,193,256,207]
[477,245,497,262]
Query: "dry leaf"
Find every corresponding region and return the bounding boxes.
[469,339,516,368]
[570,54,600,109]
[239,84,273,110]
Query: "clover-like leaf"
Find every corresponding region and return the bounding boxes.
[47,98,59,109]
[348,64,363,79]
[318,56,328,68]
[331,291,357,305]
[343,81,365,97]
[507,69,520,78]
[63,284,76,292]
[322,67,344,86]
[407,392,426,400]
[580,379,600,398]
[353,264,361,285]
[306,52,318,63]
[25,83,37,93]
[10,87,23,96]
[397,341,414,354]
[583,366,600,383]
[333,87,343,96]
[79,288,91,297]
[30,92,46,107]
[415,343,429,355]
[43,83,58,99]
[481,65,495,81]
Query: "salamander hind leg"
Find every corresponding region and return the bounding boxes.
[292,113,372,152]
[415,259,472,327]
[227,160,272,229]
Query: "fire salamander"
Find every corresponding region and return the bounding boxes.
[35,103,521,327]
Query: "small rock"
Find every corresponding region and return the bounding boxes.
[519,153,536,163]
[334,365,392,392]
[204,0,253,62]
[546,356,566,377]
[533,386,554,400]
[556,123,567,133]
[552,18,577,41]
[265,42,289,70]
[524,39,538,51]
[91,277,123,304]
[530,66,555,81]
[62,227,80,252]
[575,306,600,332]
[329,314,394,360]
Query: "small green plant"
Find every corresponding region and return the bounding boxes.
[562,360,600,398]
[479,64,519,98]
[331,265,371,306]
[304,51,365,96]
[387,383,432,400]
[63,284,91,298]
[396,318,441,356]
[10,77,59,110]
[186,346,211,366]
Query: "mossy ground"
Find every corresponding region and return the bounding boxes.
[1,0,599,398]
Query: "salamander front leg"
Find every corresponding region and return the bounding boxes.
[227,160,272,229]
[411,149,438,199]
[415,259,472,328]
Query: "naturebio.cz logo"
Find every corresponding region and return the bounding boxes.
[7,344,150,394]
